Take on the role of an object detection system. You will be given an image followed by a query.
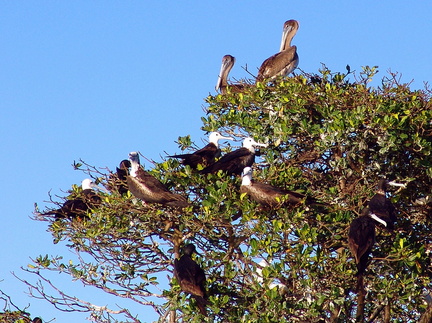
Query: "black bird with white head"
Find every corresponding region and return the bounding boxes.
[42,178,106,220]
[199,137,268,176]
[257,20,299,82]
[174,243,207,316]
[127,152,189,209]
[168,132,234,169]
[367,179,406,230]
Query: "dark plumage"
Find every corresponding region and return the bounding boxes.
[107,159,131,195]
[367,179,405,230]
[168,132,233,169]
[216,55,246,94]
[199,137,267,176]
[348,211,376,277]
[127,152,189,209]
[174,244,207,316]
[43,179,103,220]
[240,167,315,208]
[256,20,299,82]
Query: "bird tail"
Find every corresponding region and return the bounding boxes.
[194,295,208,316]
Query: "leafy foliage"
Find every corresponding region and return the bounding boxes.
[29,67,432,322]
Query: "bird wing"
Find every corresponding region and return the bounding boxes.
[257,46,298,80]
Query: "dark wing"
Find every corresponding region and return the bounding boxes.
[348,216,375,275]
[369,194,397,229]
[257,46,298,81]
[174,257,206,297]
[200,148,252,175]
[170,143,219,168]
[243,181,305,207]
[127,169,189,208]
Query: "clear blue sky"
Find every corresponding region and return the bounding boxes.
[1,2,431,322]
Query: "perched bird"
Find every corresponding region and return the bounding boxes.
[168,132,234,169]
[367,179,406,230]
[174,244,207,316]
[127,152,189,209]
[42,179,104,220]
[216,55,245,94]
[107,159,131,195]
[240,167,316,208]
[256,20,299,82]
[200,137,268,176]
[348,208,377,278]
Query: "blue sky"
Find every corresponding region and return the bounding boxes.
[1,2,431,322]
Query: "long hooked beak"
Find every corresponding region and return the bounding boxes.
[216,59,230,91]
[369,213,388,227]
[279,25,293,52]
[388,181,406,188]
[254,141,269,148]
[221,135,235,141]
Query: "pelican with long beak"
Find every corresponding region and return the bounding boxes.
[256,20,299,82]
[200,137,268,176]
[168,132,234,169]
[216,55,245,94]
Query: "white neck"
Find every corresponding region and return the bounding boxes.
[130,160,140,177]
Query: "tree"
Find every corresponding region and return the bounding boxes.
[0,289,42,323]
[26,66,432,322]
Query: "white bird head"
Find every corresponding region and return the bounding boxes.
[242,137,268,152]
[209,132,234,146]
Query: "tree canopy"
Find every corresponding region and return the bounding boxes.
[28,66,432,322]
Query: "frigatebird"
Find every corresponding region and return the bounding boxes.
[240,167,315,208]
[43,179,105,220]
[107,159,131,195]
[256,20,299,82]
[174,244,207,316]
[127,152,189,209]
[348,207,377,277]
[168,132,234,169]
[199,137,268,176]
[367,179,405,230]
[216,55,245,94]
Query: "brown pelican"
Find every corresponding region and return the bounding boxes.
[256,20,299,82]
[240,167,315,208]
[126,152,189,209]
[168,132,234,169]
[216,55,245,94]
[43,179,104,220]
[368,179,406,230]
[174,244,207,316]
[199,137,268,176]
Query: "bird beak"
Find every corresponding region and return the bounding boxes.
[216,74,222,92]
[388,181,406,189]
[254,142,268,148]
[221,136,235,141]
[369,213,388,227]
